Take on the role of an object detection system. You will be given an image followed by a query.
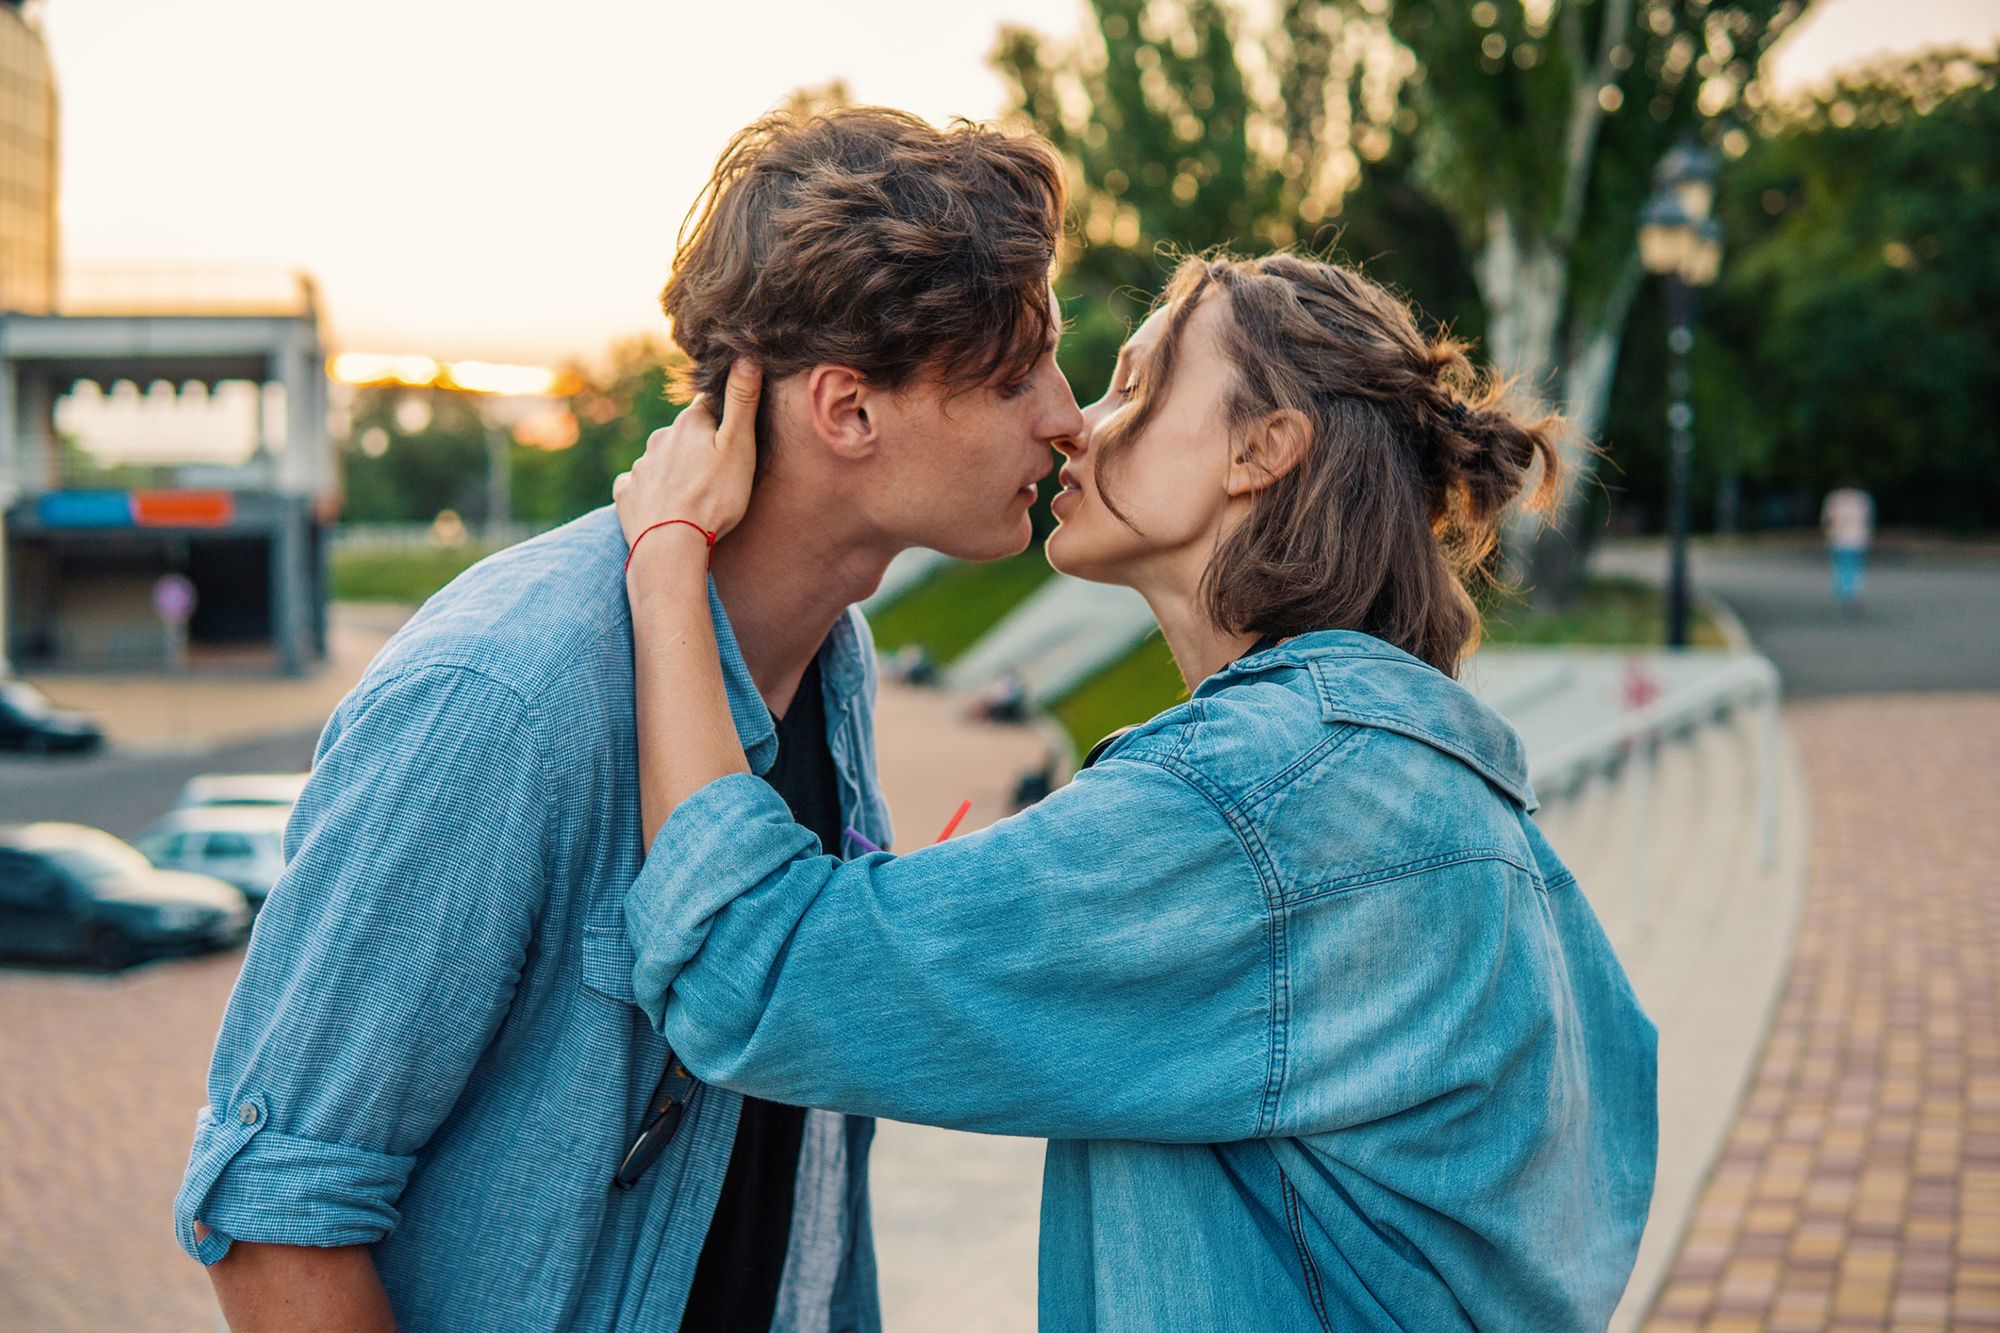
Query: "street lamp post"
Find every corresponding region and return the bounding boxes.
[1639,139,1723,649]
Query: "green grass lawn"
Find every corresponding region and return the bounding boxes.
[1047,576,1727,756]
[1477,576,1728,650]
[1049,632,1186,758]
[332,544,503,604]
[865,551,1053,666]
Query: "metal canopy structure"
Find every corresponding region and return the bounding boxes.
[0,303,335,676]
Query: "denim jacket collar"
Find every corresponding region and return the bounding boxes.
[1200,629,1537,811]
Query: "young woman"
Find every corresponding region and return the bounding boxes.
[614,253,1657,1331]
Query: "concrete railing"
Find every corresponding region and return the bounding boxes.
[1520,653,1783,955]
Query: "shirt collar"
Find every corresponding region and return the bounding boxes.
[705,578,780,776]
[595,505,869,771]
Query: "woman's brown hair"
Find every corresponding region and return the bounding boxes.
[662,107,1066,442]
[1095,253,1564,675]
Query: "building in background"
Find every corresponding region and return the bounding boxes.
[0,0,57,316]
[0,1,334,676]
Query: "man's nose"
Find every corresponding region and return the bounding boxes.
[1043,368,1084,442]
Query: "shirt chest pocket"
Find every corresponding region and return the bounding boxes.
[580,921,640,1008]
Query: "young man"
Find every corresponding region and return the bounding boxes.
[173,106,1082,1333]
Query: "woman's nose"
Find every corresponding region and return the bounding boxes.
[1052,431,1083,461]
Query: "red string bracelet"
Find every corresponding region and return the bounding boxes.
[624,518,717,573]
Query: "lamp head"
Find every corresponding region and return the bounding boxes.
[1639,193,1693,276]
[1654,138,1721,224]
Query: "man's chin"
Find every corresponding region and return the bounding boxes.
[933,514,1035,563]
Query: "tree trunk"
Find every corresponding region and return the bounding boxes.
[1519,255,1646,607]
[1472,208,1566,389]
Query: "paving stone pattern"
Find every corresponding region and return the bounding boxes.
[1643,694,2000,1331]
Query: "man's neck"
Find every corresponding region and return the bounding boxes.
[708,468,898,718]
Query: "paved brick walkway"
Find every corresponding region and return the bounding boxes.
[1644,694,2000,1331]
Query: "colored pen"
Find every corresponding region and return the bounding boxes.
[935,799,973,843]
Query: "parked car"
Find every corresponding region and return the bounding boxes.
[133,806,290,907]
[0,823,250,969]
[173,772,308,811]
[0,680,104,755]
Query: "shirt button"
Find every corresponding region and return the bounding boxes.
[238,1102,260,1126]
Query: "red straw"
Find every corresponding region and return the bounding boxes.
[934,799,973,843]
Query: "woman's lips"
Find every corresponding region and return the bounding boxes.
[1051,483,1082,516]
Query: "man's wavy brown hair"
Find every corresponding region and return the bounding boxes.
[662,107,1066,450]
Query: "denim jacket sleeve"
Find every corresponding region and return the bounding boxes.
[173,663,551,1263]
[625,754,1279,1143]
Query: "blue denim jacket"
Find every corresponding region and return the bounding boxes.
[173,507,892,1333]
[629,630,1658,1331]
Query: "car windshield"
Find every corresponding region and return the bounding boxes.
[44,842,148,885]
[0,682,51,718]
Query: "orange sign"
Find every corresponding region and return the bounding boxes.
[131,491,237,528]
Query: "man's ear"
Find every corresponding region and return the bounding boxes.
[1224,409,1311,498]
[803,365,880,461]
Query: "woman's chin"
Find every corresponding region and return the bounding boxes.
[1044,524,1118,585]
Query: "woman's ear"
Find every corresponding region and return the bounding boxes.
[1225,409,1311,498]
[804,364,880,460]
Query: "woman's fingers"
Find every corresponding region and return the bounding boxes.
[614,365,762,548]
[716,362,762,458]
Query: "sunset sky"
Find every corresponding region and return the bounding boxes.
[37,0,2000,372]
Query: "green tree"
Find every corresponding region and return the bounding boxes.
[1704,51,2000,530]
[996,0,1811,596]
[510,338,688,527]
[341,389,491,524]
[1599,52,2000,534]
[994,0,1424,393]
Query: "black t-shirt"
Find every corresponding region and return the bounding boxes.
[679,653,843,1333]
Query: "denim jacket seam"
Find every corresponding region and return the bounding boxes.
[1141,749,1288,1137]
[1166,700,1203,764]
[1289,848,1540,905]
[1311,697,1531,803]
[1236,721,1364,812]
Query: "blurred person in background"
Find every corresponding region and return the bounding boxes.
[614,252,1659,1331]
[1821,479,1876,613]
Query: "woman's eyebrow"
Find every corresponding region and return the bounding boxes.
[1116,340,1158,381]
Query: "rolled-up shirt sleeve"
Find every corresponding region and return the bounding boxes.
[174,663,551,1264]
